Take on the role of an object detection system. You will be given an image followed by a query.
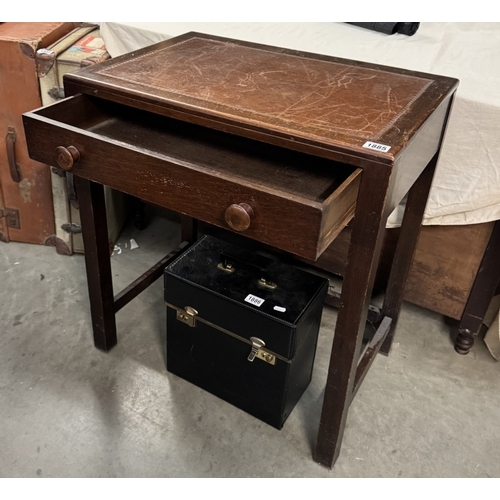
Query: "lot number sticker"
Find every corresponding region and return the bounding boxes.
[245,294,265,307]
[363,141,391,153]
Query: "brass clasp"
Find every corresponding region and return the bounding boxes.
[176,306,198,327]
[258,277,277,290]
[248,337,265,362]
[217,261,235,273]
[247,337,276,365]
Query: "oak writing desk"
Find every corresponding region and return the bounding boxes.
[23,32,458,468]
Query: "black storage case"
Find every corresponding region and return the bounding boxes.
[164,235,328,429]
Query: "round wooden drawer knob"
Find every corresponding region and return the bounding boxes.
[224,203,254,232]
[55,146,80,171]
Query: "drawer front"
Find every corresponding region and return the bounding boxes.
[23,96,360,260]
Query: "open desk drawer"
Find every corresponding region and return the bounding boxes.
[23,94,361,260]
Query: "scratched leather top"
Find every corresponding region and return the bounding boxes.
[65,33,458,160]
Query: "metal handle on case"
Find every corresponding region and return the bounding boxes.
[6,127,21,183]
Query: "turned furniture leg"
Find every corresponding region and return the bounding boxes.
[455,219,500,354]
[454,330,475,356]
[379,155,438,356]
[75,176,117,352]
[315,166,391,469]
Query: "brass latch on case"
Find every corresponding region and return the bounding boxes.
[217,261,235,273]
[176,306,198,327]
[217,253,277,289]
[248,337,276,365]
[258,277,277,290]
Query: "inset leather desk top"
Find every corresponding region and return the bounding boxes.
[63,32,458,163]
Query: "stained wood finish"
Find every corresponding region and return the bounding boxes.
[352,316,392,400]
[315,162,392,467]
[88,36,432,151]
[23,95,360,261]
[63,32,458,167]
[379,154,438,355]
[23,32,459,469]
[75,176,116,352]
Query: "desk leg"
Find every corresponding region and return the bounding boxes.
[75,176,117,352]
[180,215,198,243]
[379,155,438,355]
[315,166,391,469]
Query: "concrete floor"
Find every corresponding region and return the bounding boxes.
[1,208,499,478]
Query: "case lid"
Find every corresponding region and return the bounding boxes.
[0,22,76,45]
[166,235,327,326]
[63,31,458,165]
